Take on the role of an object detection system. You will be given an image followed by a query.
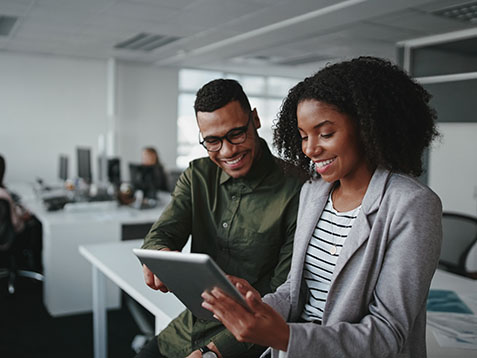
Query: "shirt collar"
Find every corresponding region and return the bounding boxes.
[219,138,276,190]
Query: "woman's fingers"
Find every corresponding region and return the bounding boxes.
[234,281,251,297]
[202,288,252,324]
[245,290,263,311]
[201,289,228,318]
[204,286,290,349]
[201,287,289,349]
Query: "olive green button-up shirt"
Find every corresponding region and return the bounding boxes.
[142,140,303,358]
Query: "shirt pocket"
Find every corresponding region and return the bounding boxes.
[227,226,281,281]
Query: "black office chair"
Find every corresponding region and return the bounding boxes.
[125,294,155,352]
[0,199,43,294]
[439,212,477,278]
[167,169,184,192]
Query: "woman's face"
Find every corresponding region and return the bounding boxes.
[142,150,157,166]
[297,99,369,184]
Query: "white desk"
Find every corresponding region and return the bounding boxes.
[79,240,186,358]
[81,240,477,358]
[426,269,477,358]
[11,182,171,316]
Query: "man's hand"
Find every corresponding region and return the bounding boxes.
[185,350,202,358]
[185,342,222,358]
[142,248,172,292]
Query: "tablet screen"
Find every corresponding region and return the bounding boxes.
[133,248,250,320]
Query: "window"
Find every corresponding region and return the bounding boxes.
[177,69,299,168]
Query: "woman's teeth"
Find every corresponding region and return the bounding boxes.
[316,158,334,168]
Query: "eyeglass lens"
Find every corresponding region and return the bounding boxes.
[201,114,252,152]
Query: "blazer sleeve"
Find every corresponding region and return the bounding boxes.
[283,184,443,357]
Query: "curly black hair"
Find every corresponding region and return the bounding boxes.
[273,56,439,177]
[194,79,251,114]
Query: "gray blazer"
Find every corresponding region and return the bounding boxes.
[262,168,442,358]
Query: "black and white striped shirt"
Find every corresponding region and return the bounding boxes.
[300,193,360,323]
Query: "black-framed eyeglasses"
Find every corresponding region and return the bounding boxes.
[199,113,253,152]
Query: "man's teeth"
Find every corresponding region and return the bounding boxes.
[226,156,243,165]
[316,158,334,168]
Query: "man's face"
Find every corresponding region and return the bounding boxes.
[197,101,261,179]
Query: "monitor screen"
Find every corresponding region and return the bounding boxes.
[129,163,164,199]
[108,158,121,186]
[59,155,68,181]
[77,147,92,184]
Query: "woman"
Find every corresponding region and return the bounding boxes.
[141,146,170,192]
[201,57,442,358]
[0,155,29,234]
[0,154,43,272]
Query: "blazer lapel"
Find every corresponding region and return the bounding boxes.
[330,168,391,283]
[290,180,332,310]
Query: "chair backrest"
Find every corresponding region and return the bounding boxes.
[167,169,183,193]
[439,212,477,276]
[0,198,15,251]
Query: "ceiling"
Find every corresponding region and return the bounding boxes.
[1,0,476,77]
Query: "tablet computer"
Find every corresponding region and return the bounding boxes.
[133,248,250,320]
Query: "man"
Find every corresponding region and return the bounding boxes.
[136,79,303,358]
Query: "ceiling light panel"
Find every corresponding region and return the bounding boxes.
[433,1,477,22]
[114,33,181,52]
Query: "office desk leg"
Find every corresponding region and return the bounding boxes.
[92,266,107,358]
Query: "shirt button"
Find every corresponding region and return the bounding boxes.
[222,222,228,228]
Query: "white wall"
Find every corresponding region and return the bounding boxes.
[116,62,178,179]
[0,52,178,186]
[428,123,477,217]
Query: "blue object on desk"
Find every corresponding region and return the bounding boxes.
[427,289,473,314]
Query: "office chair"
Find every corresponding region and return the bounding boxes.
[167,169,183,192]
[0,199,43,294]
[125,294,155,353]
[439,211,477,278]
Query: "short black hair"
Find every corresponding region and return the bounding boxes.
[273,56,439,177]
[194,79,251,114]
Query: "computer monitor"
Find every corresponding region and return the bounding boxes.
[107,158,121,186]
[129,163,163,199]
[59,155,68,181]
[77,147,92,184]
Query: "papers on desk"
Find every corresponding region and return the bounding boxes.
[427,289,477,350]
[428,314,477,349]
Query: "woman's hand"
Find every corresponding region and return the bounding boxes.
[201,277,290,351]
